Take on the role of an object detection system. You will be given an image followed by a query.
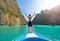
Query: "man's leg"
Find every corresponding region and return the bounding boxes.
[28,26,32,33]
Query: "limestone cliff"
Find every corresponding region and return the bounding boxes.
[0,0,26,25]
[32,5,60,25]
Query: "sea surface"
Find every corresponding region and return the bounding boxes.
[0,25,60,41]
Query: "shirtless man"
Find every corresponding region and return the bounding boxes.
[25,13,35,33]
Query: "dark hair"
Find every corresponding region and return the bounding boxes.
[29,14,31,16]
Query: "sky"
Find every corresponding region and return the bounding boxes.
[17,0,60,21]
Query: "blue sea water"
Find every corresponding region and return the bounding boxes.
[0,25,60,41]
[33,25,60,41]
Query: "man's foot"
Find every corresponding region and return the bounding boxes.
[28,32,32,33]
[28,32,29,33]
[30,32,32,33]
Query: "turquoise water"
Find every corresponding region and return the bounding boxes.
[0,25,27,41]
[0,25,60,41]
[33,25,60,41]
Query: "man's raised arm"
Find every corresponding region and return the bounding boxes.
[25,13,28,17]
[32,13,35,17]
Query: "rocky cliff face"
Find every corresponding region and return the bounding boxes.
[32,5,60,25]
[0,0,26,25]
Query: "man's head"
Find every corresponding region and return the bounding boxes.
[29,14,31,16]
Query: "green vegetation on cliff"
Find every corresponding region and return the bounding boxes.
[0,0,26,25]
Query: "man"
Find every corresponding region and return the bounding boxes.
[25,13,35,33]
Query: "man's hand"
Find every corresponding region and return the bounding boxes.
[32,13,35,17]
[25,13,28,17]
